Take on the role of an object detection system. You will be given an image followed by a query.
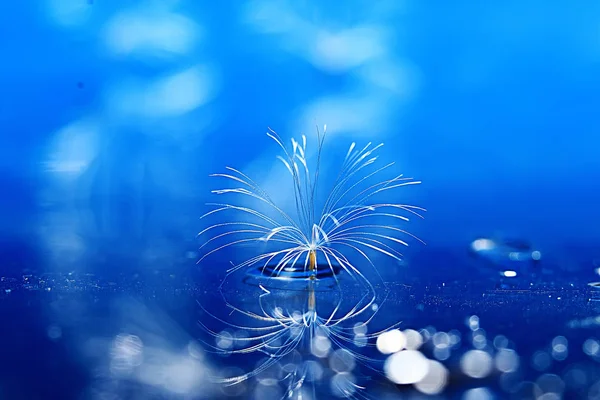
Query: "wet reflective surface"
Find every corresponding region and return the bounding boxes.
[2,242,600,399]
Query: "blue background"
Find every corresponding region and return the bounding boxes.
[2,1,599,274]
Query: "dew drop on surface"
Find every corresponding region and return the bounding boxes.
[420,328,432,342]
[583,338,600,356]
[495,348,520,373]
[384,350,429,384]
[216,330,233,350]
[460,350,493,379]
[353,333,367,347]
[468,315,480,331]
[414,360,448,395]
[432,331,450,349]
[376,329,406,354]
[462,387,494,400]
[403,329,423,350]
[552,335,568,348]
[311,335,331,358]
[449,329,462,347]
[433,346,451,361]
[471,238,495,252]
[353,322,367,335]
[472,329,487,349]
[551,335,568,361]
[493,334,509,349]
[329,349,355,373]
[330,372,357,398]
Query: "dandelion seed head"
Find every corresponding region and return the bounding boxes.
[196,125,425,397]
[199,126,424,285]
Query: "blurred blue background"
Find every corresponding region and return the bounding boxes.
[3,0,599,277]
[1,1,600,398]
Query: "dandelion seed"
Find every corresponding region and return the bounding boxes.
[198,125,425,285]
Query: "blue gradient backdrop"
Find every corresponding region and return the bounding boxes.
[0,0,599,274]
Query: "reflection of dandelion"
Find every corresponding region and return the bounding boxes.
[199,280,398,395]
